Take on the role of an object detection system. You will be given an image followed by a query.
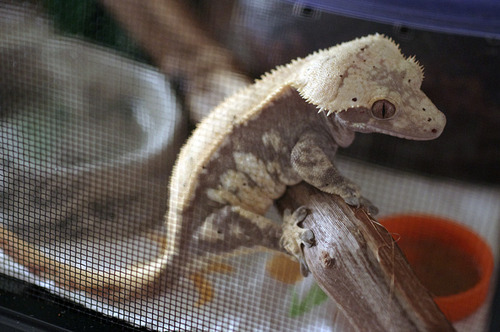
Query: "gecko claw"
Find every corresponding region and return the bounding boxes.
[299,257,311,276]
[359,196,379,215]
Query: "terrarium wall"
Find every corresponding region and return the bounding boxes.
[0,1,499,331]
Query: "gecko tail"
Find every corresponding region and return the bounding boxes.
[0,225,176,301]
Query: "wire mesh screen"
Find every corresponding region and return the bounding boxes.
[0,1,499,331]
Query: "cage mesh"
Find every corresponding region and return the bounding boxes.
[0,1,498,331]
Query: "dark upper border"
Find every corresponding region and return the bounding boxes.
[285,0,500,38]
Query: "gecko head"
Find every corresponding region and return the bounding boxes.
[294,34,446,140]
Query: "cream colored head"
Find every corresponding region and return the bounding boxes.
[294,34,446,140]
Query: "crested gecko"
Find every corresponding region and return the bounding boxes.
[2,34,445,299]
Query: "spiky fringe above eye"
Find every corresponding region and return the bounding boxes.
[406,55,425,81]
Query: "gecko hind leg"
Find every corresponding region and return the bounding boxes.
[194,205,284,254]
[280,206,314,276]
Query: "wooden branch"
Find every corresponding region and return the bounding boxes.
[277,182,455,332]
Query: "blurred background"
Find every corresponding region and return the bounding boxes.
[0,0,499,331]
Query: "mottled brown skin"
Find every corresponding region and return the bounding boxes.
[184,88,360,259]
[1,35,446,300]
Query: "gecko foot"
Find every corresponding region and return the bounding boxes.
[333,178,362,207]
[343,195,379,216]
[359,196,379,216]
[280,206,314,276]
[335,181,378,216]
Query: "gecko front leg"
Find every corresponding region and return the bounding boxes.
[291,130,378,215]
[280,130,379,272]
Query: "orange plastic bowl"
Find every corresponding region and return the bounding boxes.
[379,214,494,322]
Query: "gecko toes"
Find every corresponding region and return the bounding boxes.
[292,206,309,223]
[360,197,379,215]
[300,229,315,248]
[340,190,379,216]
[343,195,360,207]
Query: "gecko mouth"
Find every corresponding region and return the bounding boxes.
[369,125,443,140]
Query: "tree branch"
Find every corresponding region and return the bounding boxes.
[277,182,455,332]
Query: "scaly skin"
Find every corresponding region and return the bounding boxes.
[1,34,445,300]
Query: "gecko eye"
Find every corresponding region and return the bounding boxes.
[371,100,396,119]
